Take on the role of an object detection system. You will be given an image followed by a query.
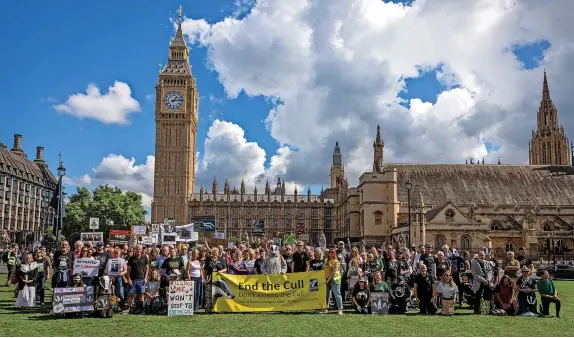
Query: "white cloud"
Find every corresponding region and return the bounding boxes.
[178,0,574,186]
[65,155,154,207]
[54,81,141,124]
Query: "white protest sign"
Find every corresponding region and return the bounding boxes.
[73,258,99,277]
[132,225,147,236]
[176,224,198,242]
[168,280,194,316]
[214,232,225,239]
[106,258,123,277]
[151,224,161,234]
[89,218,100,230]
[140,236,155,246]
[162,232,177,245]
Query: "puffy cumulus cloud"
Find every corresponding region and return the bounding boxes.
[65,155,155,207]
[195,120,304,192]
[54,81,141,124]
[182,0,574,186]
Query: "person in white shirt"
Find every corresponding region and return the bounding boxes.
[437,271,458,316]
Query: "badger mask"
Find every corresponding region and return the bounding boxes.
[269,245,280,257]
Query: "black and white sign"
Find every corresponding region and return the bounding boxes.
[89,217,100,230]
[251,220,265,236]
[80,232,103,243]
[162,232,177,245]
[151,224,161,234]
[168,280,194,316]
[193,217,216,232]
[52,286,95,314]
[371,292,390,315]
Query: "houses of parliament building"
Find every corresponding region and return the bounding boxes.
[152,8,574,257]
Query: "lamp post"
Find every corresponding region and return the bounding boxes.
[405,180,413,247]
[56,159,66,244]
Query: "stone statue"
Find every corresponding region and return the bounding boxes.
[468,204,476,221]
[319,232,326,251]
[398,233,406,248]
[523,210,536,230]
[243,231,250,244]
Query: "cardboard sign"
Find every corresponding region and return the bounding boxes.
[132,225,147,236]
[106,258,123,277]
[168,280,194,316]
[89,217,100,230]
[53,286,94,314]
[151,224,161,234]
[80,232,103,243]
[73,258,99,277]
[176,224,198,242]
[214,232,225,239]
[162,233,177,245]
[273,238,282,247]
[140,236,155,246]
[371,292,390,314]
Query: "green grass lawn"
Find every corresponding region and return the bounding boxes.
[0,273,572,337]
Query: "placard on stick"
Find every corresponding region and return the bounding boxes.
[168,280,194,316]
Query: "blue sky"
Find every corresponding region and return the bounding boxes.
[0,0,552,200]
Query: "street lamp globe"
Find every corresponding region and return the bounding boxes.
[57,162,66,177]
[405,180,412,191]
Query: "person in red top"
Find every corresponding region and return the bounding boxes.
[494,275,517,315]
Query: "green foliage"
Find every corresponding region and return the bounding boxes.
[41,232,63,249]
[62,185,147,242]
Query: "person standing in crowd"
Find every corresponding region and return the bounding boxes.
[413,264,437,315]
[517,247,534,273]
[310,248,324,271]
[347,258,363,292]
[488,251,501,285]
[33,249,48,306]
[161,247,183,280]
[322,248,343,315]
[282,245,294,274]
[127,245,150,313]
[351,277,371,314]
[203,247,227,312]
[73,241,83,259]
[254,248,266,274]
[419,244,436,280]
[244,249,257,274]
[52,241,74,288]
[4,244,19,287]
[228,248,247,275]
[157,246,169,273]
[537,270,560,318]
[437,271,458,316]
[515,266,538,315]
[447,249,469,306]
[106,248,127,309]
[502,251,520,283]
[384,250,398,283]
[92,242,110,280]
[179,245,189,279]
[365,253,383,284]
[186,249,204,310]
[471,251,494,314]
[493,275,517,315]
[15,254,37,308]
[435,251,450,282]
[148,248,160,271]
[292,241,310,273]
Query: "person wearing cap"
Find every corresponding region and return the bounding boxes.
[292,241,310,273]
[351,277,371,314]
[515,265,538,314]
[92,242,110,279]
[419,244,436,279]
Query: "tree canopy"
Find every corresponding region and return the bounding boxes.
[61,185,147,242]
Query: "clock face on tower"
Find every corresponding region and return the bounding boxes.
[164,91,184,110]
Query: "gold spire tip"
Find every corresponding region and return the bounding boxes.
[177,5,183,23]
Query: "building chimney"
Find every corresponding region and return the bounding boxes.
[13,134,22,150]
[35,146,45,163]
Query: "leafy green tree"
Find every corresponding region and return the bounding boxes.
[62,185,147,242]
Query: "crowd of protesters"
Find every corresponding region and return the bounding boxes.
[0,240,564,317]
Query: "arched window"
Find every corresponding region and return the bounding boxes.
[461,235,471,251]
[490,220,503,231]
[445,209,455,222]
[374,211,383,225]
[435,234,446,249]
[505,242,514,253]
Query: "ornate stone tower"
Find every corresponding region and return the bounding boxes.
[152,6,198,225]
[529,70,570,165]
[373,125,384,172]
[330,142,344,188]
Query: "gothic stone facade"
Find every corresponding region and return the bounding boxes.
[0,134,58,243]
[152,16,573,257]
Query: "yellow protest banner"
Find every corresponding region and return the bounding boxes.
[212,271,326,312]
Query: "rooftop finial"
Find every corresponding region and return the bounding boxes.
[376,125,382,143]
[542,68,551,102]
[177,5,183,24]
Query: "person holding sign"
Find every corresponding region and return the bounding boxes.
[34,249,49,306]
[322,248,344,315]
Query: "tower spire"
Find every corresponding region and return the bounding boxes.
[542,68,551,103]
[375,125,383,145]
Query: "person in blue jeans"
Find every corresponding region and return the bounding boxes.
[186,249,205,310]
[126,245,150,313]
[322,248,344,315]
[33,250,48,305]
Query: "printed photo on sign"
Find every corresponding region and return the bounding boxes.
[193,218,216,232]
[89,217,100,230]
[109,230,130,245]
[371,292,389,315]
[107,258,121,277]
[162,233,177,245]
[132,225,147,235]
[251,220,264,236]
[80,232,103,243]
[73,258,100,277]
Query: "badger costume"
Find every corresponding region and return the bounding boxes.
[15,262,38,307]
[262,245,287,274]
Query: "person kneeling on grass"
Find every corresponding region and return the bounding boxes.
[537,271,560,318]
[437,271,458,316]
[352,277,371,314]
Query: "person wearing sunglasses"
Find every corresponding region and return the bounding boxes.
[321,248,343,315]
[437,271,458,316]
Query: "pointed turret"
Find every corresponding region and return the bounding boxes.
[254,185,258,199]
[542,69,551,103]
[160,6,192,76]
[212,176,217,196]
[307,186,311,202]
[281,179,286,194]
[224,178,230,195]
[333,142,342,168]
[265,179,271,195]
[373,125,384,173]
[240,179,246,195]
[375,125,383,146]
[199,185,204,202]
[330,141,345,188]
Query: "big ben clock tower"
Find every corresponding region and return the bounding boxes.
[152,6,198,225]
